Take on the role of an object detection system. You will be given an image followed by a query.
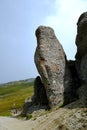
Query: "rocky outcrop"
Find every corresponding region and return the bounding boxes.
[21,13,87,130]
[75,12,87,83]
[34,26,81,107]
[21,12,87,130]
[34,26,66,107]
[76,12,87,60]
[22,12,87,114]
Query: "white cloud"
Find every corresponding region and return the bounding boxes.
[44,0,87,59]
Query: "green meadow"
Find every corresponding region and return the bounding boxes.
[0,81,34,116]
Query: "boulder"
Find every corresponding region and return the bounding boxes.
[34,26,66,107]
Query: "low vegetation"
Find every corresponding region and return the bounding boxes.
[0,81,34,116]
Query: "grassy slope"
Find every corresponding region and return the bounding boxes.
[0,81,34,116]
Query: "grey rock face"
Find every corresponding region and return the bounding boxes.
[64,60,79,105]
[78,83,87,104]
[32,76,48,105]
[79,55,87,82]
[34,26,65,107]
[75,12,87,83]
[75,12,87,60]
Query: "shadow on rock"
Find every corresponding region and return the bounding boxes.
[21,76,50,117]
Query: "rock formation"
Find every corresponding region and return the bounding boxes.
[76,12,87,59]
[73,12,87,109]
[34,25,81,107]
[22,11,87,113]
[75,12,87,83]
[21,12,87,130]
[34,26,66,107]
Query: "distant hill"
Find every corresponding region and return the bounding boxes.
[0,78,34,115]
[0,78,35,87]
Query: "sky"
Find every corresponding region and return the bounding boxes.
[0,0,87,83]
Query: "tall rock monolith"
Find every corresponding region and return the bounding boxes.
[34,26,66,107]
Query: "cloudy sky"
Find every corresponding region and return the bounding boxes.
[0,0,87,83]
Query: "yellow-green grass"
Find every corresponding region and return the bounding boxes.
[0,82,34,116]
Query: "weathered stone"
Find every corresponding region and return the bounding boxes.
[77,83,87,104]
[79,55,87,82]
[75,12,87,83]
[75,12,87,60]
[32,76,48,105]
[34,26,65,107]
[64,60,79,105]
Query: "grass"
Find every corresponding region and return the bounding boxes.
[0,81,34,116]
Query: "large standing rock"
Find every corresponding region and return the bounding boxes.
[34,26,65,107]
[75,12,87,83]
